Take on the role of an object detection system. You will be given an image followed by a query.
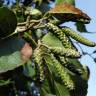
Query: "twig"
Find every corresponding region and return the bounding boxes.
[17,20,39,26]
[24,32,38,47]
[16,23,34,33]
[75,42,84,54]
[26,15,31,28]
[17,16,48,26]
[75,42,95,59]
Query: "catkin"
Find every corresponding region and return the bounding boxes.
[49,47,81,58]
[34,47,45,82]
[57,56,83,75]
[62,27,96,47]
[46,23,74,49]
[44,53,75,90]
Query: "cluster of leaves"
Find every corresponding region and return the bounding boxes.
[0,0,95,96]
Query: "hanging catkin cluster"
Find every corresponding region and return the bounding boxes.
[62,27,96,47]
[34,43,75,90]
[34,22,95,92]
[46,23,73,49]
[34,45,45,82]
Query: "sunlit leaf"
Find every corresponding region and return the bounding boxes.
[42,32,63,47]
[25,7,42,16]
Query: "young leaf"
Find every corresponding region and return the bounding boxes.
[25,7,42,19]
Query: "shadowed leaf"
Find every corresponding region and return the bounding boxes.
[54,81,70,96]
[75,22,88,32]
[0,79,11,86]
[37,2,50,13]
[0,7,17,38]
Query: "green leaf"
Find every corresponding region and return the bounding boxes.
[37,2,50,13]
[0,79,11,86]
[25,7,42,16]
[54,81,70,96]
[0,7,17,38]
[0,38,26,73]
[35,29,44,39]
[23,60,36,78]
[56,0,75,5]
[41,80,56,95]
[68,58,83,70]
[42,32,63,47]
[75,22,88,32]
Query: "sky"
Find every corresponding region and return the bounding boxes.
[75,0,96,96]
